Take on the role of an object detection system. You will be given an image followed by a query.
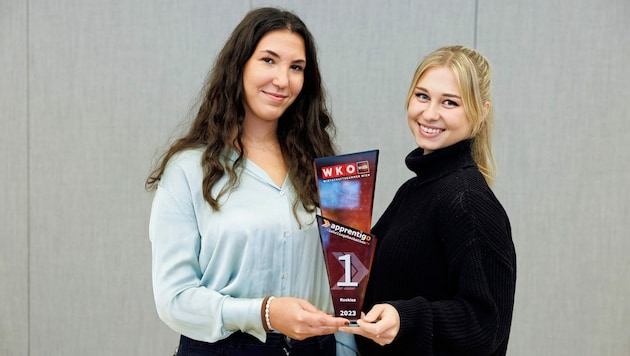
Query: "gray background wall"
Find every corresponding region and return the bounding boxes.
[1,0,628,355]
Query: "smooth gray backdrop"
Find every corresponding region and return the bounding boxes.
[2,1,628,355]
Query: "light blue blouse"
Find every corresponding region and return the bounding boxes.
[149,147,334,343]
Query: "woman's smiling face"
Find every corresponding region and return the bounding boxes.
[242,29,306,124]
[407,66,472,155]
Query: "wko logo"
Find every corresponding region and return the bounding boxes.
[321,161,370,179]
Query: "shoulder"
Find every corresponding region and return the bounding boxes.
[159,147,206,193]
[166,146,205,170]
[384,177,417,210]
[436,168,513,256]
[394,177,416,196]
[432,165,489,200]
[437,168,506,219]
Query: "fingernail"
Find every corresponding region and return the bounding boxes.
[344,321,350,326]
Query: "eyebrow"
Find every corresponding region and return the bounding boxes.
[259,49,306,65]
[416,86,461,99]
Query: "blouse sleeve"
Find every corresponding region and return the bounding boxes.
[149,158,267,343]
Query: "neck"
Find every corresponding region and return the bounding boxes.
[240,115,280,151]
[242,132,279,152]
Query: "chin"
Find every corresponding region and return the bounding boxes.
[416,138,433,150]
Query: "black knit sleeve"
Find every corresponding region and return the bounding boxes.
[428,181,515,354]
[386,175,515,355]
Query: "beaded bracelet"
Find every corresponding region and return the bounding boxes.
[264,296,275,332]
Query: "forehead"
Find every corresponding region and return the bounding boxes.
[254,29,306,58]
[417,66,460,94]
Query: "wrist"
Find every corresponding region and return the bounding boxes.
[261,296,275,333]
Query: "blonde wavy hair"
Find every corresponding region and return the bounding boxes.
[406,45,496,187]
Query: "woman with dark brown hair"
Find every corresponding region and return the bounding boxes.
[146,7,349,355]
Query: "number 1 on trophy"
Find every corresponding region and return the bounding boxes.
[337,254,359,287]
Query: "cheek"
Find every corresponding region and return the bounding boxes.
[291,75,305,94]
[407,102,420,120]
[407,113,417,132]
[458,114,474,134]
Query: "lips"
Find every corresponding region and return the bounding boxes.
[263,91,288,102]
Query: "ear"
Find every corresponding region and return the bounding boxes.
[481,101,491,121]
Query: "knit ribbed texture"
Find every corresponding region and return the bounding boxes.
[357,140,516,356]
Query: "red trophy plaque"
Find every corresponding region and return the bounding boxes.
[316,216,376,323]
[314,150,378,323]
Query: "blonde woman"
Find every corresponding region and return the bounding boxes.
[342,46,516,355]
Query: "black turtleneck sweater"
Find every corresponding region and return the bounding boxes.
[357,140,516,356]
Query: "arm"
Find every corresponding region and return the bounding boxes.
[344,187,516,354]
[149,164,267,342]
[406,188,514,353]
[150,154,347,342]
[391,238,515,354]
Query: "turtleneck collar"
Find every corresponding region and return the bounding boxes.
[405,139,477,185]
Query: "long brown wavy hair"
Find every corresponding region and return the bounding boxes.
[145,7,336,218]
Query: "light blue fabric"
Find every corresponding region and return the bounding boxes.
[149,147,334,343]
[335,331,359,356]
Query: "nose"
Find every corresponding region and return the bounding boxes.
[423,103,440,121]
[272,67,289,88]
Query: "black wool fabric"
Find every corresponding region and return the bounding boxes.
[357,139,516,356]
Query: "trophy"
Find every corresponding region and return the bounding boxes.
[314,150,379,324]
